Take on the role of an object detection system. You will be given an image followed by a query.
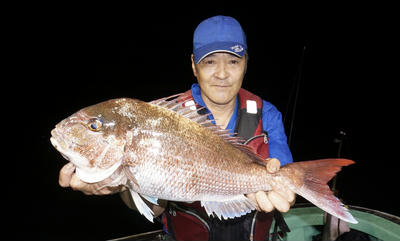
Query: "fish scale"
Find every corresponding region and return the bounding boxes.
[50,94,358,224]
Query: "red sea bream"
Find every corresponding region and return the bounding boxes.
[50,94,357,224]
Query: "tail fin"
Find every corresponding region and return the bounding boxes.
[287,159,358,224]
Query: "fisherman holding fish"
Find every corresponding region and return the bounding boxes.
[55,16,354,241]
[58,15,294,241]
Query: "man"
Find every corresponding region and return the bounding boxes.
[59,15,295,240]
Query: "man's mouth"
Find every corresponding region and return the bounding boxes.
[212,85,231,88]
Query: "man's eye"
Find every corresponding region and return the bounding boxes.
[229,59,239,64]
[204,60,215,64]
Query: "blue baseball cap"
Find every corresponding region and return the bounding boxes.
[193,15,247,64]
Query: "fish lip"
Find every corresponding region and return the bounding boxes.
[50,128,69,159]
[50,136,58,149]
[50,135,69,160]
[50,128,61,148]
[50,129,59,149]
[50,127,61,139]
[75,159,122,183]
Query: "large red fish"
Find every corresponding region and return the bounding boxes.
[50,94,357,224]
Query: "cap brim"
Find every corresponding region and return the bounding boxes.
[194,41,246,64]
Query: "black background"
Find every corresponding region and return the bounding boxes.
[11,4,397,241]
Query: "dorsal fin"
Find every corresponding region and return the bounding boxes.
[148,93,183,105]
[148,94,266,165]
[150,95,239,142]
[231,143,268,167]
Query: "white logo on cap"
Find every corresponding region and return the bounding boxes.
[231,45,244,53]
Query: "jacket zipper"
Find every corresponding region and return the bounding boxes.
[249,211,258,241]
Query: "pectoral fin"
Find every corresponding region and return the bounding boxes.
[201,195,257,220]
[141,194,159,205]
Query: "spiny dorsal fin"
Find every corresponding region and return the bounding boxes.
[148,93,183,105]
[149,94,267,165]
[149,94,243,144]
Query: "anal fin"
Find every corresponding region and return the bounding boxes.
[201,195,256,220]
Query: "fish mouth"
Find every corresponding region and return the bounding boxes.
[50,128,122,183]
[50,129,65,154]
[50,136,70,161]
[50,129,76,164]
[75,160,122,183]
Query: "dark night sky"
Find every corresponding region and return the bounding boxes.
[13,5,397,241]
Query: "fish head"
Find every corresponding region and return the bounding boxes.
[50,98,135,183]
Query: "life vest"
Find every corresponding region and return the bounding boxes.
[163,88,273,241]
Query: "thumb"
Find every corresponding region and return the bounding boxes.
[70,173,96,195]
[266,158,280,173]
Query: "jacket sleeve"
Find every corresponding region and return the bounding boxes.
[262,100,293,166]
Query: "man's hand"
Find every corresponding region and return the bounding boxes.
[58,162,122,195]
[246,158,296,213]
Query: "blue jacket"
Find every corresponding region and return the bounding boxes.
[191,84,293,166]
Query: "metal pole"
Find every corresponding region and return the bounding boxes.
[322,129,347,241]
[332,129,346,192]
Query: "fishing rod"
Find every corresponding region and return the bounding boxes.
[271,44,307,241]
[285,44,307,148]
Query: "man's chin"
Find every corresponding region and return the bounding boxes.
[209,95,235,106]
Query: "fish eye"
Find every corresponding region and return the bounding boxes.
[87,118,103,132]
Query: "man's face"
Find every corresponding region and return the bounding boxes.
[192,52,246,106]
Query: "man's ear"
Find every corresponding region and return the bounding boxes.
[243,53,248,75]
[191,54,198,77]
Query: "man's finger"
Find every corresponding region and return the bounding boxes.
[256,191,274,212]
[59,162,76,187]
[275,188,296,204]
[70,173,92,195]
[246,193,261,211]
[285,189,296,204]
[267,191,290,213]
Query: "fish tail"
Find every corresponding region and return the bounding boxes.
[285,158,358,224]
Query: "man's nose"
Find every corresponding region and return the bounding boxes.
[214,63,229,79]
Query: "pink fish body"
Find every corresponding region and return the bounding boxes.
[50,94,357,224]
